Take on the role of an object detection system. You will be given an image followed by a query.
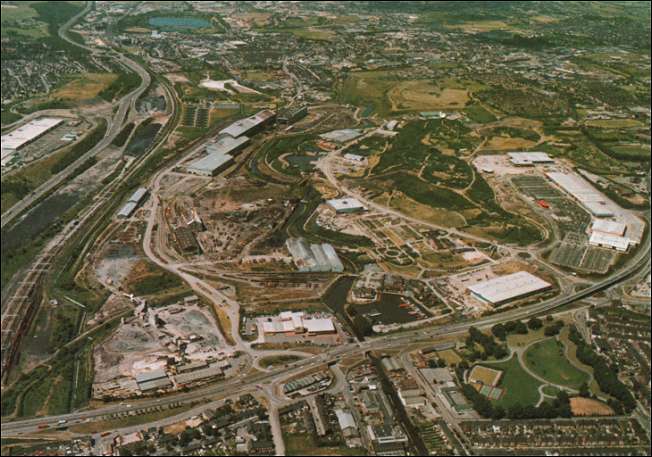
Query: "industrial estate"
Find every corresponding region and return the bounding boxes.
[0,1,650,456]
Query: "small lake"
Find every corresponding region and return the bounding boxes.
[148,16,211,30]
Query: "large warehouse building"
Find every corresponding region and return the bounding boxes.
[184,151,235,177]
[206,134,250,157]
[1,117,64,165]
[219,109,276,138]
[468,271,552,306]
[286,237,344,272]
[588,219,631,251]
[546,171,616,217]
[508,152,554,166]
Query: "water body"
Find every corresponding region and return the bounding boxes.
[148,16,211,30]
[321,276,364,340]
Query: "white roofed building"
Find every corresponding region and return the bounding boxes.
[327,198,366,214]
[184,151,234,176]
[259,311,336,336]
[508,152,554,166]
[219,110,276,138]
[546,172,617,217]
[589,232,630,252]
[468,271,552,306]
[2,117,65,165]
[286,237,344,272]
[591,219,627,237]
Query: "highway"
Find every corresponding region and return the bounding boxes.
[0,2,151,230]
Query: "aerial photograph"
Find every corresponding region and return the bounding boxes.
[0,1,650,455]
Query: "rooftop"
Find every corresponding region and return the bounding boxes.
[468,271,552,304]
[1,117,64,157]
[589,232,630,251]
[186,151,234,174]
[327,197,366,212]
[591,219,627,236]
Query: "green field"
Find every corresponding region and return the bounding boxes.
[259,355,303,368]
[283,433,365,456]
[480,354,542,409]
[524,338,589,389]
[0,2,48,38]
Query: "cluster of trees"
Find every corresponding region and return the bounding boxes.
[543,319,564,336]
[427,358,448,368]
[99,71,142,103]
[568,325,636,413]
[491,317,564,341]
[466,326,509,361]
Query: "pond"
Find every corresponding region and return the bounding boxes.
[148,16,211,30]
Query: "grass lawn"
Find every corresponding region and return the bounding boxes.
[541,385,562,397]
[523,338,589,390]
[259,355,302,369]
[506,327,545,349]
[69,404,197,434]
[480,354,542,409]
[558,327,601,396]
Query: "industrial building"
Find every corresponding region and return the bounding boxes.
[1,117,64,165]
[174,226,201,254]
[183,134,250,176]
[184,151,234,176]
[135,369,171,392]
[278,105,308,124]
[206,134,250,157]
[117,187,149,219]
[588,219,631,251]
[286,237,344,272]
[468,271,552,306]
[508,152,554,166]
[219,109,276,138]
[546,171,616,217]
[589,232,630,252]
[174,364,224,385]
[259,311,336,335]
[591,219,627,236]
[327,197,366,214]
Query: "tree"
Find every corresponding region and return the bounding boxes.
[493,345,509,360]
[492,405,506,420]
[579,382,591,398]
[527,317,543,330]
[515,321,528,334]
[491,323,507,341]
